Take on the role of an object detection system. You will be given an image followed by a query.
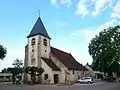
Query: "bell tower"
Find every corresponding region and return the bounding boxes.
[27,17,51,67]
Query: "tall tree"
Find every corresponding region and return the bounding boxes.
[88,25,120,76]
[0,44,7,60]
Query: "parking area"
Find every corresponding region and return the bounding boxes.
[0,81,120,90]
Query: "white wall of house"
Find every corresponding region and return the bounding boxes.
[0,73,12,80]
[41,59,54,84]
[50,54,83,83]
[50,54,70,83]
[85,65,94,76]
[68,70,82,82]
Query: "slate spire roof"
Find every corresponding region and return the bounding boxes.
[27,17,51,39]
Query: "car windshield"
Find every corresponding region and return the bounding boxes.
[82,77,90,80]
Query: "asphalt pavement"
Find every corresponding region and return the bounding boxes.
[0,81,120,90]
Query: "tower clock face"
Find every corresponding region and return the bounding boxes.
[43,38,47,46]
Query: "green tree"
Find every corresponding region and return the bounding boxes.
[12,58,23,68]
[7,67,23,83]
[1,68,8,73]
[25,66,44,84]
[0,44,7,60]
[88,25,120,77]
[7,59,23,83]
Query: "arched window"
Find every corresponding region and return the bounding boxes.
[43,38,47,46]
[31,38,35,45]
[44,74,48,80]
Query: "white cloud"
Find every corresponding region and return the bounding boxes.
[74,19,120,43]
[92,0,112,16]
[0,47,24,71]
[75,0,89,17]
[51,0,120,18]
[60,0,71,6]
[111,0,120,18]
[51,0,57,5]
[100,19,119,29]
[76,0,116,17]
[75,0,113,17]
[51,0,72,7]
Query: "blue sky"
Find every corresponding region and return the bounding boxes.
[0,0,120,71]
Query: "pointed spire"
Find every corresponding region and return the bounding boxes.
[27,17,51,39]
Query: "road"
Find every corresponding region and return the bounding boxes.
[0,82,120,90]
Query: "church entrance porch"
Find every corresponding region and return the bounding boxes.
[54,74,59,84]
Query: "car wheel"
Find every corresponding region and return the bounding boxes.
[88,81,91,84]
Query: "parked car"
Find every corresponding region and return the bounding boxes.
[77,77,93,84]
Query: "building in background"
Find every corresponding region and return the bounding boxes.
[0,73,12,82]
[85,63,103,78]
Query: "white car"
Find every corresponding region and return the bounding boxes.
[77,77,93,84]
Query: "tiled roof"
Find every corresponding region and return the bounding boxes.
[51,47,85,70]
[83,66,89,71]
[86,63,92,68]
[27,17,51,39]
[41,57,61,71]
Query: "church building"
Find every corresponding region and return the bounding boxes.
[24,17,88,84]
